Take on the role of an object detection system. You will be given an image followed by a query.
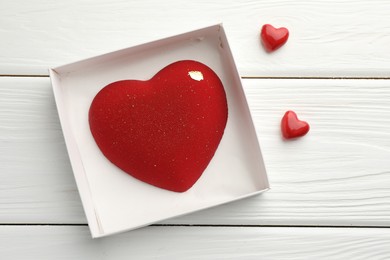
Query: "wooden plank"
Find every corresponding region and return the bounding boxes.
[0,225,389,259]
[1,77,389,226]
[2,0,390,77]
[0,77,85,223]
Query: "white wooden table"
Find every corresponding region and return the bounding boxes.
[1,1,390,259]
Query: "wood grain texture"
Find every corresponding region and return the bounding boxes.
[0,77,84,223]
[2,0,390,77]
[1,77,389,227]
[0,226,389,260]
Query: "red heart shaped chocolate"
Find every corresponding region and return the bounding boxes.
[261,24,289,52]
[89,60,228,192]
[281,110,310,139]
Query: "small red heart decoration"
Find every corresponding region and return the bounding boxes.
[89,60,228,192]
[261,24,289,52]
[281,111,310,139]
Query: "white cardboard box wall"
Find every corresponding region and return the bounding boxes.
[50,24,269,238]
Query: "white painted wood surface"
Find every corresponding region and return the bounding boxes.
[2,0,390,77]
[1,0,390,258]
[1,226,389,260]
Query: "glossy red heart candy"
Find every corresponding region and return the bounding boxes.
[281,110,310,139]
[261,24,289,52]
[89,60,228,192]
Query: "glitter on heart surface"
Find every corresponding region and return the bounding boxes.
[89,60,228,192]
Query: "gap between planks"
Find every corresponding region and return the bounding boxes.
[0,223,389,229]
[2,74,390,80]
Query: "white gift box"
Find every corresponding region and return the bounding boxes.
[50,24,269,238]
